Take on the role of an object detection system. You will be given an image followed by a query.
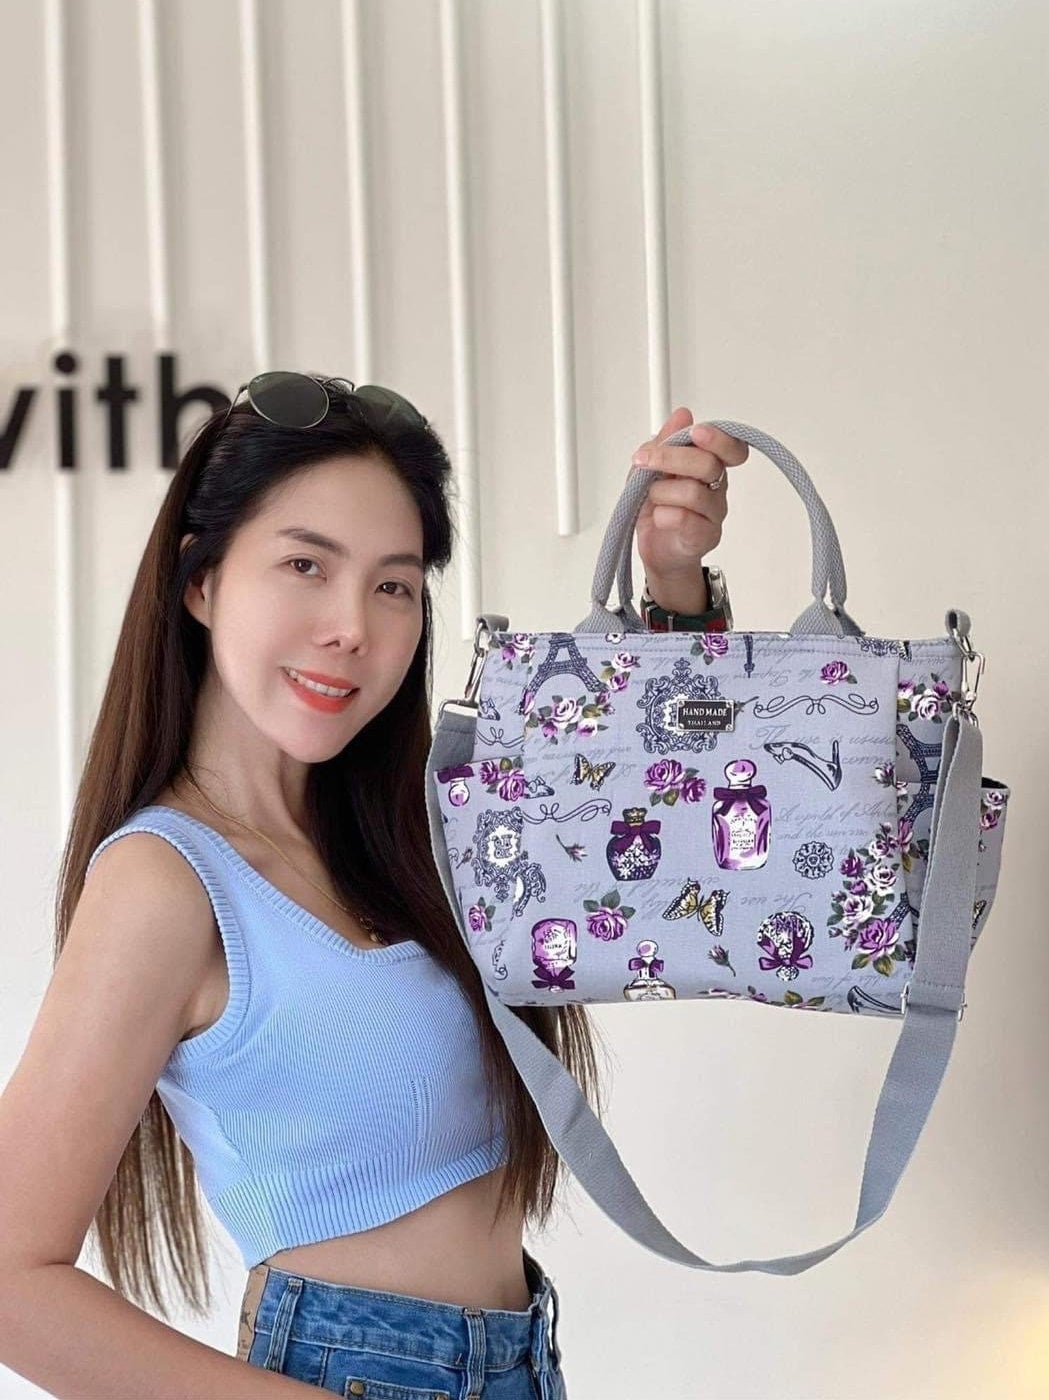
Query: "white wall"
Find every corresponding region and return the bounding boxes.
[1,1,1047,1396]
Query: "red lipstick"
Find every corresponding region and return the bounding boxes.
[282,668,358,714]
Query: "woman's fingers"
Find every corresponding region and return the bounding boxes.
[641,471,729,524]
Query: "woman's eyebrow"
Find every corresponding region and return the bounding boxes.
[275,526,423,571]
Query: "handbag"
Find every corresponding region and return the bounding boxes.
[424,421,1011,1275]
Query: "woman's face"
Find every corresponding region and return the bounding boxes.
[183,452,425,765]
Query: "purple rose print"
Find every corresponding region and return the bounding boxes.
[466,896,495,935]
[467,904,487,932]
[830,822,907,975]
[857,919,899,956]
[586,909,628,940]
[820,659,856,685]
[873,761,896,788]
[477,757,528,802]
[500,632,536,667]
[552,697,582,726]
[646,759,684,794]
[524,689,614,744]
[898,671,961,725]
[914,691,944,721]
[644,759,707,807]
[979,788,1008,830]
[597,651,640,697]
[693,633,730,665]
[840,892,875,925]
[867,862,898,894]
[496,770,527,801]
[582,888,635,941]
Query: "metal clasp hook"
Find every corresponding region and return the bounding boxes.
[463,613,510,707]
[946,609,984,723]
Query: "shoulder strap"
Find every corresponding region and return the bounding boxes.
[425,708,983,1274]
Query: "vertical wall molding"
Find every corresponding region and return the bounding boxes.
[439,0,481,638]
[138,0,171,351]
[43,0,78,836]
[340,0,374,382]
[239,0,272,368]
[539,0,579,539]
[637,0,670,434]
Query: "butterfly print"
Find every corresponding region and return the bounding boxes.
[573,753,616,790]
[661,878,729,937]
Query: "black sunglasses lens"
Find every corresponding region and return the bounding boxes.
[248,372,330,428]
[352,384,426,430]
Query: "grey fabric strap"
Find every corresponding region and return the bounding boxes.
[577,422,863,637]
[425,705,982,1273]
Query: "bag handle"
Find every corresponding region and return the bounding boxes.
[575,421,864,637]
[425,703,983,1274]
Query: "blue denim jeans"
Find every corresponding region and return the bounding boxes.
[237,1247,567,1398]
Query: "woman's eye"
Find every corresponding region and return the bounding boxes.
[288,558,321,577]
[379,581,414,599]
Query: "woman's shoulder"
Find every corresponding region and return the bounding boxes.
[86,817,222,945]
[78,820,226,1044]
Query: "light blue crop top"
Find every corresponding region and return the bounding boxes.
[85,805,508,1269]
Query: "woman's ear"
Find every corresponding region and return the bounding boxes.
[179,533,211,628]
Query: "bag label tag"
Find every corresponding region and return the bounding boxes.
[676,699,736,732]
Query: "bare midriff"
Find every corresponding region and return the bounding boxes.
[262,1170,532,1310]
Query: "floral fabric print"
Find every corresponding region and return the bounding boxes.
[434,631,1009,1017]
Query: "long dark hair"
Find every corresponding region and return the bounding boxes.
[55,380,607,1320]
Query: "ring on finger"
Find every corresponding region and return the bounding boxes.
[707,469,727,491]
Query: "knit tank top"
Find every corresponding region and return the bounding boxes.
[85,805,508,1269]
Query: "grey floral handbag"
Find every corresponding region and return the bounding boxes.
[424,421,1010,1275]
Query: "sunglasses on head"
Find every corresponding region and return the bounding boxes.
[217,371,427,433]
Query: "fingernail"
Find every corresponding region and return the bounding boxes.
[632,449,651,466]
[691,426,710,444]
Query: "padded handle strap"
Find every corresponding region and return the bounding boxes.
[575,422,863,637]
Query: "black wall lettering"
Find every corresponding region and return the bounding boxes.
[95,354,139,470]
[55,350,78,471]
[159,354,229,471]
[0,388,36,470]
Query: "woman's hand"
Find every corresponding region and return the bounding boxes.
[631,406,748,613]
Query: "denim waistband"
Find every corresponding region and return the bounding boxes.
[248,1246,562,1378]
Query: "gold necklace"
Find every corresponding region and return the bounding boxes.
[176,770,386,946]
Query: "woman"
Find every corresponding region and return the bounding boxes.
[0,374,743,1398]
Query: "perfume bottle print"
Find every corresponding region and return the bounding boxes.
[531,918,578,993]
[623,938,676,1001]
[711,758,771,870]
[606,807,662,881]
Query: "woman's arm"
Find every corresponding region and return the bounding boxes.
[0,1265,318,1399]
[0,833,315,1397]
[643,568,710,616]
